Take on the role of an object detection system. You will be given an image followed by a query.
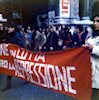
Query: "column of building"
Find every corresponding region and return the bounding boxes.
[79,0,90,20]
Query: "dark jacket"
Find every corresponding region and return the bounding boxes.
[5,31,24,48]
[68,31,87,48]
[0,30,6,43]
[45,32,58,51]
[34,32,45,51]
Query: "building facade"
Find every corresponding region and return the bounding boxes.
[0,0,99,26]
[80,0,99,20]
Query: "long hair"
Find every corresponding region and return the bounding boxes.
[92,14,99,21]
[92,14,99,37]
[8,22,17,32]
[75,25,83,32]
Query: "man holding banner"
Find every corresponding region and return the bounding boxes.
[1,23,24,91]
[85,14,99,100]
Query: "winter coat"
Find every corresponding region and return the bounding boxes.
[0,30,6,43]
[21,32,32,50]
[68,31,87,48]
[34,32,45,51]
[5,31,24,48]
[45,32,58,51]
[86,35,99,89]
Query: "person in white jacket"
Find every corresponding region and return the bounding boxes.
[85,14,99,100]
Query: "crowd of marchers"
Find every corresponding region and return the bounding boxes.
[0,23,90,91]
[1,14,99,100]
[0,23,90,53]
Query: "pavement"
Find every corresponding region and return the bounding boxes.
[0,74,76,100]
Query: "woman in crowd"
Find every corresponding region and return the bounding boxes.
[67,25,88,48]
[85,14,99,100]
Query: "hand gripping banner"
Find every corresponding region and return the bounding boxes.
[0,43,91,100]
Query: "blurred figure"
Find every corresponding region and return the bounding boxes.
[1,23,24,91]
[62,26,72,46]
[27,26,33,43]
[85,14,99,100]
[67,25,87,48]
[34,28,45,52]
[85,27,89,34]
[56,26,61,36]
[58,40,64,50]
[41,30,47,52]
[61,24,65,34]
[0,25,7,43]
[67,25,74,36]
[44,26,58,51]
[22,27,32,50]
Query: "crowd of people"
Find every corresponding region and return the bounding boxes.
[0,22,89,91]
[0,23,89,92]
[1,14,99,100]
[0,23,89,52]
